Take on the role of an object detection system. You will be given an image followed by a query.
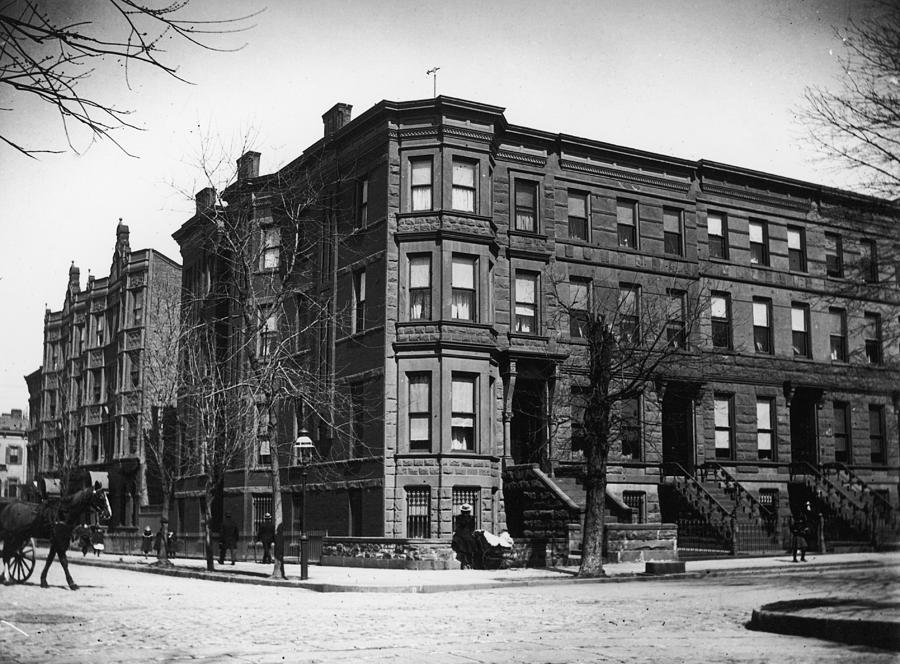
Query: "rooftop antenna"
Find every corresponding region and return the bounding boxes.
[426,67,440,98]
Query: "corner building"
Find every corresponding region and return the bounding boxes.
[176,97,898,559]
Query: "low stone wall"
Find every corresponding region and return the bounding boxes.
[605,523,678,563]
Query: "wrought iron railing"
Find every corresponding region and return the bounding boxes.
[790,461,871,541]
[699,462,776,528]
[661,462,734,546]
[820,462,899,540]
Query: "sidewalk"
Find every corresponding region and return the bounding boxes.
[46,548,898,594]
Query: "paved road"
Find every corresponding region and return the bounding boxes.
[0,562,896,663]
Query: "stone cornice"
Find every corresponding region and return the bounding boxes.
[497,149,547,167]
[560,158,691,194]
[700,181,812,212]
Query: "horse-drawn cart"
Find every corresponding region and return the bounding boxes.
[0,499,36,584]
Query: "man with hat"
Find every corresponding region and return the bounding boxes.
[256,512,275,564]
[451,503,477,569]
[218,512,240,565]
[140,525,154,558]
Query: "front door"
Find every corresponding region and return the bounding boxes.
[790,396,818,465]
[662,392,694,471]
[511,378,546,468]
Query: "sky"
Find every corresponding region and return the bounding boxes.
[0,0,875,413]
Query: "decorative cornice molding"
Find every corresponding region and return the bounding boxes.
[497,149,547,167]
[560,158,691,193]
[442,125,494,143]
[701,182,811,212]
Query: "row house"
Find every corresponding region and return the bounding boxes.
[30,223,181,529]
[172,97,898,559]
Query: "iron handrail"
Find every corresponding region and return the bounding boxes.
[699,461,775,524]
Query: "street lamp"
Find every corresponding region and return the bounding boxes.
[293,428,315,580]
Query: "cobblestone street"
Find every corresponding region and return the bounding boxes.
[0,562,896,663]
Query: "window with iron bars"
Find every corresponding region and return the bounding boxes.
[452,487,480,531]
[406,486,431,538]
[252,494,273,539]
[622,491,645,524]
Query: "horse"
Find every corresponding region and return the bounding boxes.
[0,481,111,590]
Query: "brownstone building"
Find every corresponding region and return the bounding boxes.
[173,97,898,562]
[31,223,181,530]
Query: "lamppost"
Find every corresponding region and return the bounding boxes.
[293,428,315,580]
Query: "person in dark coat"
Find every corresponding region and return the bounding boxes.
[791,516,810,562]
[140,525,154,557]
[451,504,477,569]
[74,523,92,557]
[256,513,275,564]
[166,530,177,558]
[219,512,239,565]
[90,525,105,557]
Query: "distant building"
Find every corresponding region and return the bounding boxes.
[32,223,181,529]
[0,409,28,498]
[172,97,898,560]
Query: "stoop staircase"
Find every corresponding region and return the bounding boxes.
[819,463,900,549]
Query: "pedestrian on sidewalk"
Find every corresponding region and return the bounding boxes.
[451,503,477,569]
[141,525,154,558]
[256,513,275,564]
[90,525,105,556]
[75,523,92,557]
[791,516,810,562]
[219,512,239,565]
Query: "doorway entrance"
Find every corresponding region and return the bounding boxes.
[511,378,547,468]
[662,389,695,471]
[790,394,818,465]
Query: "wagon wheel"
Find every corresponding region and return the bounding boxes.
[9,538,36,584]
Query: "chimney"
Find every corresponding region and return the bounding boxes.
[237,151,261,181]
[322,103,352,137]
[195,187,217,214]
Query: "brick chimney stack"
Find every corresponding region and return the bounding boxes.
[322,103,352,137]
[195,187,217,214]
[237,151,261,181]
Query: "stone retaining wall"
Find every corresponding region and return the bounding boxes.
[604,523,678,563]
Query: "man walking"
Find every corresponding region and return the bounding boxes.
[219,512,239,565]
[256,513,275,564]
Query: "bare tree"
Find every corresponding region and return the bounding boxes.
[0,1,258,156]
[549,273,709,577]
[800,2,900,198]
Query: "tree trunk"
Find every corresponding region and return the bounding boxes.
[269,436,286,579]
[203,485,215,571]
[579,431,608,577]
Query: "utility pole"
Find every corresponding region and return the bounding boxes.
[426,67,440,97]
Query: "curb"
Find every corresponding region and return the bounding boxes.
[55,554,893,594]
[748,599,900,651]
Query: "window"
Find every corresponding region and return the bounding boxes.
[451,256,476,321]
[252,495,273,537]
[569,279,590,338]
[408,373,431,451]
[666,290,687,349]
[714,395,733,459]
[623,491,645,524]
[568,191,588,241]
[514,272,539,334]
[749,220,769,266]
[408,255,431,320]
[129,352,140,389]
[260,227,281,270]
[833,402,850,463]
[410,159,432,211]
[6,446,21,465]
[787,227,806,272]
[258,307,277,358]
[707,212,728,259]
[91,369,102,403]
[711,293,732,350]
[351,383,365,456]
[752,298,773,354]
[6,478,18,499]
[829,308,847,362]
[617,200,637,248]
[791,303,810,358]
[127,414,138,455]
[74,324,84,354]
[94,313,104,346]
[825,233,843,277]
[864,313,882,364]
[869,405,885,464]
[357,177,368,229]
[131,289,144,327]
[451,375,476,451]
[453,487,480,529]
[569,385,589,452]
[406,487,431,538]
[758,489,780,513]
[663,208,683,256]
[514,180,538,232]
[756,398,775,460]
[452,160,476,212]
[89,426,101,462]
[618,284,640,343]
[352,270,366,333]
[860,239,878,283]
[621,397,641,460]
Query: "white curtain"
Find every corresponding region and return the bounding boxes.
[756,400,771,451]
[714,399,730,449]
[707,213,722,236]
[753,301,769,326]
[791,307,806,332]
[452,162,475,212]
[749,222,763,243]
